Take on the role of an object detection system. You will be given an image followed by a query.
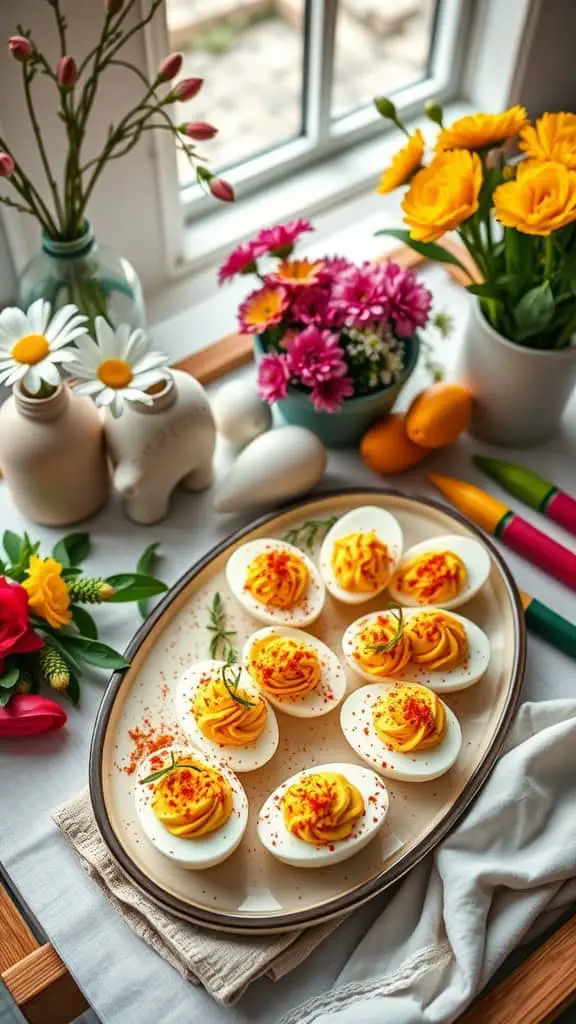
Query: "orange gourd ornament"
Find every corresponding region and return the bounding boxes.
[405,384,472,448]
[360,413,430,474]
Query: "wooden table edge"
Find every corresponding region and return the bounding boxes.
[3,240,572,1024]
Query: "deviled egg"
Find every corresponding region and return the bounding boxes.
[340,682,462,782]
[226,538,325,627]
[257,761,389,867]
[242,626,347,718]
[320,506,403,605]
[134,745,248,869]
[388,534,490,610]
[342,607,490,692]
[175,660,279,772]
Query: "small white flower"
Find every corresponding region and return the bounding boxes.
[0,299,86,394]
[69,316,170,418]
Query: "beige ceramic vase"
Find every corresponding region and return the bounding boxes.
[0,381,109,525]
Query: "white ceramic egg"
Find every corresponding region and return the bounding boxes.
[211,378,272,447]
[388,533,491,610]
[226,538,325,627]
[134,745,248,869]
[174,660,279,772]
[257,761,389,867]
[340,684,462,782]
[342,607,490,692]
[242,626,347,717]
[213,426,327,513]
[320,506,403,604]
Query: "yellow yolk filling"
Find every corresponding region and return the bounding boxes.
[282,772,364,845]
[247,635,320,700]
[151,759,233,838]
[373,683,446,752]
[353,616,411,678]
[393,550,467,604]
[244,549,309,609]
[331,531,391,593]
[192,674,267,747]
[405,612,468,671]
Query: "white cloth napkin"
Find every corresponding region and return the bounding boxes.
[279,698,576,1024]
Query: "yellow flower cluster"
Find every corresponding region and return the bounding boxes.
[377,103,576,240]
[23,555,71,629]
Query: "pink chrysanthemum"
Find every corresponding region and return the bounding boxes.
[238,285,288,333]
[380,261,432,337]
[318,256,354,281]
[291,285,330,324]
[256,219,313,258]
[218,240,266,284]
[285,326,347,386]
[329,263,391,327]
[311,375,354,413]
[257,352,290,404]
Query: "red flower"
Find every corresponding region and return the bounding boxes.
[182,121,218,141]
[0,578,44,675]
[158,53,183,83]
[57,56,77,89]
[8,36,33,62]
[210,178,235,202]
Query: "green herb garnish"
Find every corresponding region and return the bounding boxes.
[139,750,201,785]
[221,663,257,709]
[367,607,405,654]
[207,592,238,664]
[283,516,339,552]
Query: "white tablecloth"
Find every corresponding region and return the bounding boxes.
[1,304,576,1023]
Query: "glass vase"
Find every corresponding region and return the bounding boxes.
[18,221,146,331]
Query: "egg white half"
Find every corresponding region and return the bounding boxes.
[320,506,404,605]
[134,745,248,869]
[388,534,491,610]
[342,607,490,692]
[226,538,325,627]
[340,685,462,782]
[242,626,347,718]
[257,761,389,867]
[174,660,279,772]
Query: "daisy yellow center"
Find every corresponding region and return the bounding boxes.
[11,334,49,365]
[98,358,133,389]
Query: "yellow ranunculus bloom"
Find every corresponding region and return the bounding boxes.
[493,160,576,236]
[518,112,576,171]
[23,555,72,630]
[377,130,424,194]
[436,105,527,152]
[402,150,482,242]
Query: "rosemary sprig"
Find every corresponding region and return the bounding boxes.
[139,750,200,785]
[207,592,238,664]
[221,664,257,709]
[367,608,405,654]
[283,516,339,552]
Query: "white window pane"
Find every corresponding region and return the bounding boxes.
[331,0,438,120]
[166,0,306,185]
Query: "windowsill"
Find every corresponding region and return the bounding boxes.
[147,98,473,329]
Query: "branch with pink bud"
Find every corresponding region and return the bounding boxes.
[0,0,234,243]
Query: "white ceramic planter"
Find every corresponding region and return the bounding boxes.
[457,298,576,446]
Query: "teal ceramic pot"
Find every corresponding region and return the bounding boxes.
[253,333,420,448]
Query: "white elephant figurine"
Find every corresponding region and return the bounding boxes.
[105,368,216,524]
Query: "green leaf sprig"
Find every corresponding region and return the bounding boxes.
[221,663,256,709]
[207,592,238,664]
[139,750,201,786]
[283,516,339,553]
[367,608,405,654]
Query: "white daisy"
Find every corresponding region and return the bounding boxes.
[0,299,87,394]
[69,316,170,418]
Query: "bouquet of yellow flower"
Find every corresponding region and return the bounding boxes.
[374,99,576,350]
[0,530,166,709]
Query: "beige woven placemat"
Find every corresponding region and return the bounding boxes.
[53,789,401,1005]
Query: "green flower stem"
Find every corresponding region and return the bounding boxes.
[543,235,554,281]
[22,65,65,228]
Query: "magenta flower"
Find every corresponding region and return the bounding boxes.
[311,375,354,413]
[0,153,15,177]
[210,178,234,202]
[8,36,33,62]
[380,261,432,337]
[182,121,217,141]
[256,219,313,258]
[291,285,329,324]
[286,326,347,386]
[56,56,77,89]
[318,256,353,281]
[171,77,203,101]
[330,263,391,328]
[257,352,290,404]
[158,53,183,82]
[218,240,266,284]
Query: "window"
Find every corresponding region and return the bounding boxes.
[165,0,467,218]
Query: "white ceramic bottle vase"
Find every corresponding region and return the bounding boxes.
[0,381,109,525]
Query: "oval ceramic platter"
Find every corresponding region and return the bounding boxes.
[90,489,526,934]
